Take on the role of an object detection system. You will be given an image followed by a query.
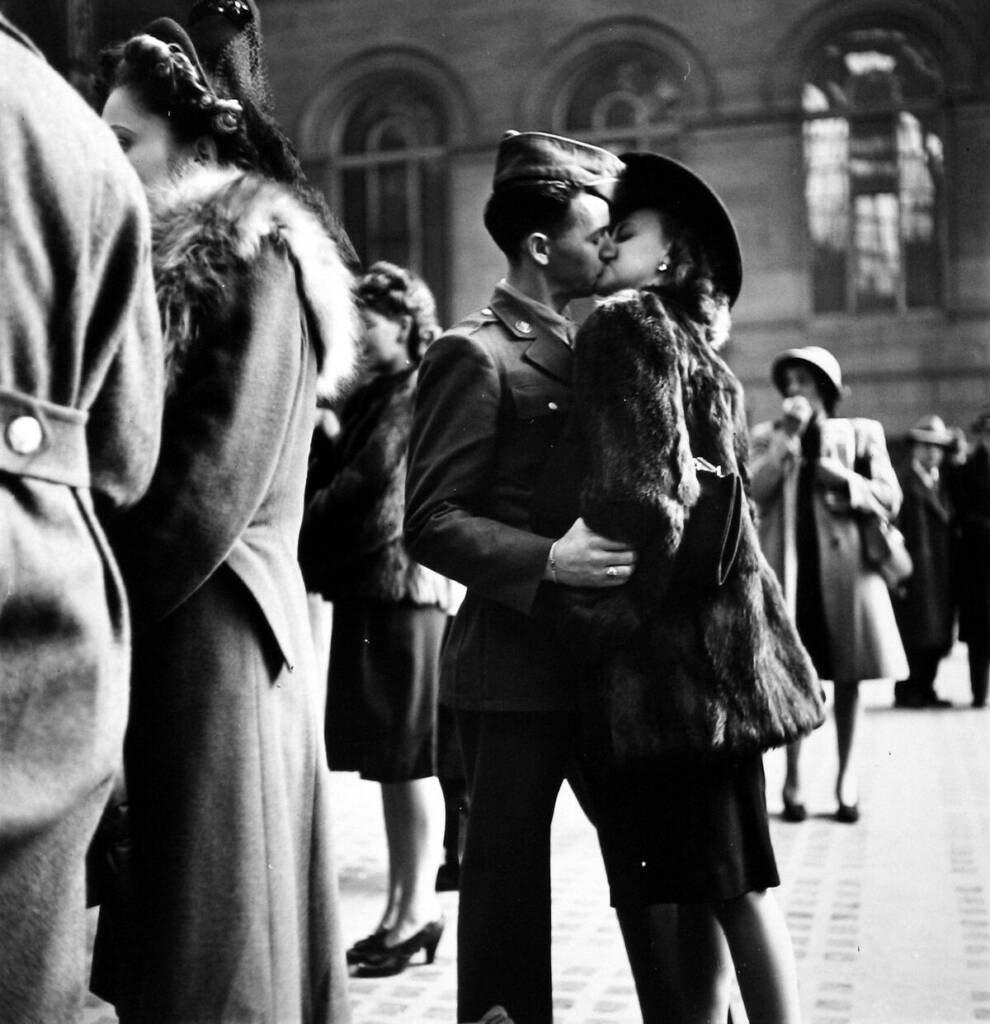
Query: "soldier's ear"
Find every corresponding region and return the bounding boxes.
[525,232,551,267]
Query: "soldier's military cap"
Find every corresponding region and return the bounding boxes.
[492,130,623,200]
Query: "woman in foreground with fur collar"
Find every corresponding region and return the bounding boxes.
[94,7,358,1021]
[536,154,823,1022]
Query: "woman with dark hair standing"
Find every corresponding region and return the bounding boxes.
[535,153,823,1022]
[95,5,358,1020]
[750,347,907,823]
[301,262,454,976]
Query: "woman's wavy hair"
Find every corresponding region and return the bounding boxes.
[647,210,731,351]
[96,34,257,168]
[356,261,442,365]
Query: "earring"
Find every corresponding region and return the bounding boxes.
[657,261,669,273]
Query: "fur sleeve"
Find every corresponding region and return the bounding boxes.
[539,291,702,654]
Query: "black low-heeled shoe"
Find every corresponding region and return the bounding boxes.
[345,929,387,965]
[354,918,445,977]
[835,801,860,824]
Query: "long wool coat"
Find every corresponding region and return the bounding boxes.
[0,20,162,1024]
[750,415,909,682]
[94,165,358,1024]
[538,288,824,764]
[951,444,990,643]
[893,463,955,653]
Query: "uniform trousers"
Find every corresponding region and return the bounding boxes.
[454,709,579,1024]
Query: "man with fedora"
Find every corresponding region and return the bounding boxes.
[405,130,634,1023]
[950,407,990,707]
[892,415,958,708]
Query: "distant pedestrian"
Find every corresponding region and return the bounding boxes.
[0,14,162,1022]
[893,415,956,708]
[950,407,990,708]
[751,347,908,824]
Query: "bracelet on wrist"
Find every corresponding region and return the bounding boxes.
[548,540,559,584]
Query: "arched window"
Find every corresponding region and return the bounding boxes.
[309,74,449,311]
[802,27,945,314]
[557,43,691,155]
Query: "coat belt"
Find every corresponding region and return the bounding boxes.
[0,385,90,488]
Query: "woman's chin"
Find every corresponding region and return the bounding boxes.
[594,271,636,297]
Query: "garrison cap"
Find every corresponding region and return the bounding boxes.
[492,130,623,201]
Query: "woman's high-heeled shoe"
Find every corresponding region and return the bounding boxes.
[354,918,445,977]
[345,928,387,965]
[835,801,860,824]
[781,791,807,823]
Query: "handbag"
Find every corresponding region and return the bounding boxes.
[860,513,913,590]
[667,457,744,599]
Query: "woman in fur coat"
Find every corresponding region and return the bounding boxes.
[536,153,822,1023]
[94,10,358,1022]
[300,262,455,976]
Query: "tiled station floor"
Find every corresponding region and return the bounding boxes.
[85,644,989,1023]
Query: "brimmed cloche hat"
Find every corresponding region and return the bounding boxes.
[907,414,954,447]
[492,130,623,202]
[611,152,743,306]
[771,346,848,406]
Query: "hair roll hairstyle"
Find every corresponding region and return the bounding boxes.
[356,262,441,365]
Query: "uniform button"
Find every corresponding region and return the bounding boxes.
[548,401,559,411]
[6,415,44,455]
[515,320,532,334]
[481,307,493,316]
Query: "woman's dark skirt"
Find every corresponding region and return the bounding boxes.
[580,750,780,908]
[326,598,444,782]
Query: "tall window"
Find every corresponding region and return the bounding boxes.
[558,43,689,155]
[803,28,945,314]
[332,78,448,311]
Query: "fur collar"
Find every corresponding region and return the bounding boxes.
[149,165,358,398]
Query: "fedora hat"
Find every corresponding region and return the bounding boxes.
[907,414,954,447]
[771,346,847,406]
[611,152,743,306]
[492,130,623,201]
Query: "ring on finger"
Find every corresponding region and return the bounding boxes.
[606,565,618,579]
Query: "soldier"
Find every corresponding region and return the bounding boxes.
[404,131,634,1024]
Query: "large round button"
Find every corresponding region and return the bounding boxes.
[6,415,44,455]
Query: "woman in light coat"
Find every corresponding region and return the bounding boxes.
[750,347,908,823]
[94,9,358,1021]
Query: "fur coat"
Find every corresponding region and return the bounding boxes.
[539,288,824,765]
[300,366,455,609]
[95,165,358,1024]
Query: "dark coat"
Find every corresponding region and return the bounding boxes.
[301,367,454,609]
[0,20,163,1024]
[951,445,990,642]
[405,283,580,711]
[96,166,358,1024]
[539,288,824,764]
[894,463,954,652]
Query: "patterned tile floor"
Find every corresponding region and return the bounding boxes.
[85,644,990,1022]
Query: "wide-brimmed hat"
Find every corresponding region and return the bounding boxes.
[771,346,847,406]
[492,130,623,202]
[611,152,743,306]
[907,414,954,446]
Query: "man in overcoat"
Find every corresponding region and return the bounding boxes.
[0,16,163,1022]
[892,415,956,708]
[404,131,636,1024]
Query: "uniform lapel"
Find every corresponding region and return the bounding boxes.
[489,288,574,383]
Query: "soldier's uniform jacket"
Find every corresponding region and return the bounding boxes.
[405,283,579,711]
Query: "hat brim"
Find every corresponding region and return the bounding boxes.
[908,429,954,446]
[770,350,847,404]
[612,152,743,307]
